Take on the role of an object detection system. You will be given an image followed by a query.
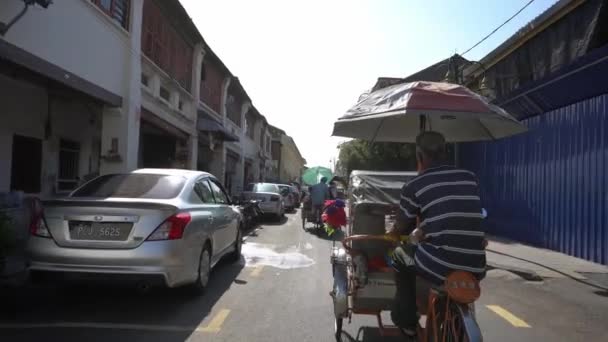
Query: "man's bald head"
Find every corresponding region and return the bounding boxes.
[416,131,446,163]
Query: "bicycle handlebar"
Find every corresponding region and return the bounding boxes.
[341,234,408,254]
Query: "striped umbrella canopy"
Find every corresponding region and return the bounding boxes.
[332,81,527,143]
[302,166,334,186]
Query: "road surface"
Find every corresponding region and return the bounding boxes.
[1,209,607,341]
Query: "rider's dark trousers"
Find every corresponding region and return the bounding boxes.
[391,244,418,329]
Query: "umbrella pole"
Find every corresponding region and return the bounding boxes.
[419,115,427,132]
[417,115,427,172]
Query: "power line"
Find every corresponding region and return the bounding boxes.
[461,0,537,56]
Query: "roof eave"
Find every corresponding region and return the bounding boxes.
[465,0,584,78]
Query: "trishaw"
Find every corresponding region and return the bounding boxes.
[330,81,528,341]
[301,193,322,231]
[330,170,483,341]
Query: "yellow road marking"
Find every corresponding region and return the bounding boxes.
[197,309,230,333]
[486,305,531,328]
[250,265,264,277]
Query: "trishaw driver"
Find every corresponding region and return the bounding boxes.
[390,131,487,337]
[309,177,330,222]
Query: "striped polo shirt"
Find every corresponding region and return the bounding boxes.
[400,165,486,285]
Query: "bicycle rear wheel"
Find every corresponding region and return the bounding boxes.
[430,300,482,342]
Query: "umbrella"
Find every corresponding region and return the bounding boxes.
[332,81,527,143]
[302,166,334,186]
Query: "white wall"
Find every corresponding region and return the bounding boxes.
[0,74,102,195]
[280,135,305,182]
[0,0,132,97]
[99,0,143,174]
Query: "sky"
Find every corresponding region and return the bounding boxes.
[179,0,558,169]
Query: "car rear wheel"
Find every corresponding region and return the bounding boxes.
[190,245,211,295]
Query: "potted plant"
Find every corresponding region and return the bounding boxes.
[0,211,16,274]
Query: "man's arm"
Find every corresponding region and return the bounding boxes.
[392,184,419,235]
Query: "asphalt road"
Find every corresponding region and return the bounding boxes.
[1,209,607,342]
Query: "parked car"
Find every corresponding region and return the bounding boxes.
[277,184,297,212]
[241,183,285,220]
[27,169,242,293]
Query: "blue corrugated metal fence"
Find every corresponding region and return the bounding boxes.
[460,94,608,265]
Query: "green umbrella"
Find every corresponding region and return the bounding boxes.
[302,166,334,186]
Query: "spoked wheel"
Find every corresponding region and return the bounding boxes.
[334,317,343,341]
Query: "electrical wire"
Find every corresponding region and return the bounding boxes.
[461,0,537,56]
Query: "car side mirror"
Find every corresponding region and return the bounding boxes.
[281,189,289,196]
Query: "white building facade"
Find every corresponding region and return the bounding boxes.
[0,0,139,196]
[0,0,293,200]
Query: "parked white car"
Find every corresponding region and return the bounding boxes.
[241,183,285,220]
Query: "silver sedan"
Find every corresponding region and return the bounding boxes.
[27,169,242,293]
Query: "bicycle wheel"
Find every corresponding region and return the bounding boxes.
[431,300,482,342]
[334,317,343,341]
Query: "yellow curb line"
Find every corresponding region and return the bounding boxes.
[197,309,231,333]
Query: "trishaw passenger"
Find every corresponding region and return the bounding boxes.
[309,177,330,223]
[390,131,487,337]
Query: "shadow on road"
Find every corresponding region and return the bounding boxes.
[0,256,245,342]
[339,326,405,342]
[306,228,344,242]
[260,215,289,226]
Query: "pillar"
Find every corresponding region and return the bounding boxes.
[100,0,143,174]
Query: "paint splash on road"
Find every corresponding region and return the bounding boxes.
[242,242,315,269]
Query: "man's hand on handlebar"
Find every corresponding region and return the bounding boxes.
[409,228,425,244]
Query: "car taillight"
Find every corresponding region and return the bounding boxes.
[29,199,51,238]
[270,196,280,202]
[30,214,52,238]
[147,212,192,241]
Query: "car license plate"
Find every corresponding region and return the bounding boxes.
[69,221,133,241]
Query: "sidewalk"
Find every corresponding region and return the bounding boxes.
[486,236,608,283]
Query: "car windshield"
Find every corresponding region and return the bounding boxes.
[253,184,278,193]
[71,174,186,199]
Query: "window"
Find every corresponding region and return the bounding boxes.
[226,94,241,126]
[199,61,223,113]
[72,174,185,199]
[259,128,264,148]
[141,73,149,87]
[194,179,215,203]
[160,85,171,102]
[246,114,255,139]
[253,183,279,194]
[10,135,42,193]
[91,0,130,30]
[58,139,81,192]
[209,180,230,204]
[141,0,193,90]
